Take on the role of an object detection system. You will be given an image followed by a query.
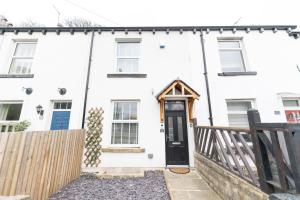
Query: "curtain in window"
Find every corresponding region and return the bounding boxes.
[0,104,9,120]
[14,43,36,57]
[117,43,139,73]
[117,43,139,57]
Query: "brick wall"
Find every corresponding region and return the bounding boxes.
[194,152,269,200]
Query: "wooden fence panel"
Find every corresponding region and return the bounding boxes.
[0,129,85,200]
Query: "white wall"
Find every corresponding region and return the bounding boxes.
[86,31,205,167]
[204,31,300,125]
[0,32,90,131]
[0,29,299,168]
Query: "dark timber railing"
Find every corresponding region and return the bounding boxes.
[193,109,300,195]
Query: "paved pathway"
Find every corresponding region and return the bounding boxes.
[164,169,221,200]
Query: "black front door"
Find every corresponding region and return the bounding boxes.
[165,101,189,165]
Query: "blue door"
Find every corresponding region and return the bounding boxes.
[50,111,71,130]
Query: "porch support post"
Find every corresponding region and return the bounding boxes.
[160,100,164,123]
[188,99,194,123]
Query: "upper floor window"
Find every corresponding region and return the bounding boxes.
[9,42,37,74]
[226,99,255,127]
[111,101,138,145]
[117,42,140,73]
[218,40,246,72]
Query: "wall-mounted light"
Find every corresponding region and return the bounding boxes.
[36,105,44,117]
[23,87,33,95]
[58,88,67,95]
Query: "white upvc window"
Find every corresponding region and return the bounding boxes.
[0,102,23,132]
[218,39,246,72]
[9,42,37,74]
[282,99,300,108]
[116,42,140,73]
[53,101,72,110]
[282,98,300,123]
[226,99,255,127]
[111,101,139,145]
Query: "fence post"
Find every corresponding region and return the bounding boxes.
[248,109,274,194]
[284,125,300,193]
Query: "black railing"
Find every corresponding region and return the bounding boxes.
[248,109,300,194]
[193,121,259,186]
[193,110,300,195]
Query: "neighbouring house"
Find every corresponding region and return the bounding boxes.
[0,25,299,168]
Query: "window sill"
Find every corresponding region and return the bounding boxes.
[102,147,145,153]
[0,74,34,78]
[107,73,147,78]
[218,72,257,76]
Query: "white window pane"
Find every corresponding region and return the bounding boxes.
[283,100,299,107]
[129,123,138,144]
[112,123,122,144]
[113,102,122,120]
[228,114,249,127]
[122,123,130,144]
[227,101,252,112]
[9,58,32,74]
[123,103,130,120]
[117,58,138,72]
[220,50,245,72]
[0,104,9,120]
[14,43,36,57]
[0,104,22,121]
[117,43,139,57]
[218,41,240,48]
[130,103,137,120]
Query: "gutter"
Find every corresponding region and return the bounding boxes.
[81,30,95,129]
[200,30,214,126]
[0,25,296,34]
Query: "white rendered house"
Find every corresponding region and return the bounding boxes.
[0,25,299,167]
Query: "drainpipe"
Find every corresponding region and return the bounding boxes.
[81,30,95,129]
[200,30,214,126]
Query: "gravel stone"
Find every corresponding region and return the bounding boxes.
[50,171,170,200]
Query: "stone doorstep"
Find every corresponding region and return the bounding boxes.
[82,167,164,178]
[0,195,31,200]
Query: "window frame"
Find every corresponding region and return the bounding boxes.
[282,98,300,109]
[110,100,140,147]
[218,38,247,73]
[0,101,23,123]
[53,101,72,111]
[9,41,37,75]
[115,40,141,74]
[226,99,256,127]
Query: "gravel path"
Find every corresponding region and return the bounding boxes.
[49,171,170,200]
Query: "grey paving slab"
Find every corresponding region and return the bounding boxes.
[164,169,222,200]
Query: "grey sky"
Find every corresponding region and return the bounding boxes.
[0,0,299,28]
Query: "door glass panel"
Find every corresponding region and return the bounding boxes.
[168,117,174,141]
[165,101,185,111]
[177,117,184,141]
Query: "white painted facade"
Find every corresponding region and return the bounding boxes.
[0,27,299,167]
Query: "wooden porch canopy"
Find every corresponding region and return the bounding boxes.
[156,79,200,123]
